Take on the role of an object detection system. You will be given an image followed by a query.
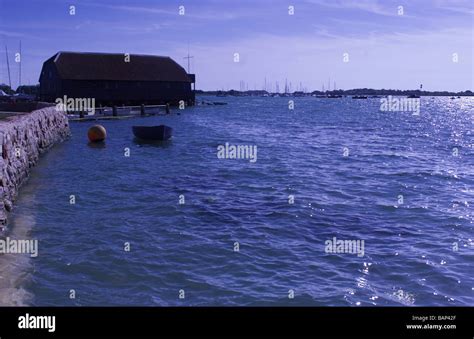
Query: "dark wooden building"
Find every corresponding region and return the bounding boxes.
[39,51,195,106]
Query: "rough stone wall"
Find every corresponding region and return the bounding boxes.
[0,107,70,234]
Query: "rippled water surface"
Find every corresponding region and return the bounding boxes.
[4,96,474,306]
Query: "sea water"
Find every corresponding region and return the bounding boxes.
[2,96,473,306]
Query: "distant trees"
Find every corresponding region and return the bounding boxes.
[0,84,15,95]
[311,88,473,97]
[17,84,40,95]
[196,87,473,96]
[0,84,40,96]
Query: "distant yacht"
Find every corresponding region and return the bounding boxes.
[352,95,367,99]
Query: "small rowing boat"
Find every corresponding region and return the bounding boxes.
[132,125,173,141]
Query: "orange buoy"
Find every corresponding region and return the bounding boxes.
[88,124,107,142]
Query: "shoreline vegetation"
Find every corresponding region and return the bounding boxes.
[2,84,473,100]
[196,88,473,97]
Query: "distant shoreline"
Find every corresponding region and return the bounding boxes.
[196,89,473,97]
[3,84,472,98]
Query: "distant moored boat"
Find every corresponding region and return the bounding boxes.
[132,125,173,141]
[352,95,367,99]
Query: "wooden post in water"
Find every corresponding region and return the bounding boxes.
[140,104,145,116]
[112,106,117,116]
[166,103,170,114]
[79,110,84,119]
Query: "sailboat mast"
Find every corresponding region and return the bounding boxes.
[5,45,12,89]
[183,44,193,74]
[19,41,21,88]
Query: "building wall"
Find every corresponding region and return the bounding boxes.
[40,63,195,106]
[59,79,194,106]
[39,60,62,102]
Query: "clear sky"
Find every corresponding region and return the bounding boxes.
[0,0,472,91]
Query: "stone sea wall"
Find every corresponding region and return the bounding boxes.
[0,106,70,234]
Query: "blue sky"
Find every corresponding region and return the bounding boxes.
[0,0,472,91]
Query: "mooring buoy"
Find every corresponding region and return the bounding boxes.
[88,124,107,142]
